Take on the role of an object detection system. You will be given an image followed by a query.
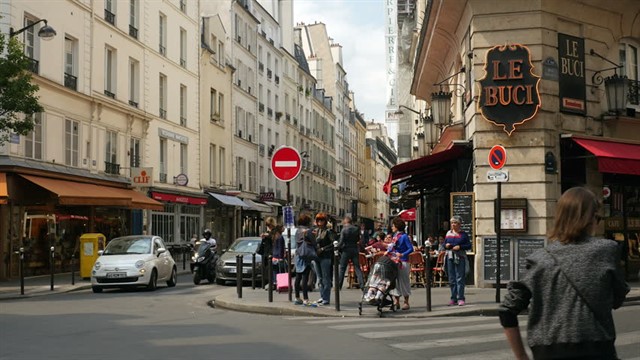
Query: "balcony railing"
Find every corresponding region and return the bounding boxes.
[258,62,264,72]
[105,161,120,175]
[130,155,140,168]
[129,100,138,108]
[180,0,186,12]
[259,144,265,156]
[267,108,273,117]
[275,75,279,85]
[129,25,138,39]
[259,103,265,112]
[159,44,166,56]
[180,58,186,67]
[629,78,639,106]
[180,116,187,126]
[64,73,77,91]
[104,90,115,98]
[26,57,39,74]
[159,173,167,183]
[104,9,115,25]
[285,113,291,122]
[159,108,167,119]
[267,69,272,79]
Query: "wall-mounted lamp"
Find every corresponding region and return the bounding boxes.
[432,67,466,126]
[590,49,629,116]
[10,19,57,40]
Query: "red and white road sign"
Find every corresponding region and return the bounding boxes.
[488,145,507,170]
[271,146,302,182]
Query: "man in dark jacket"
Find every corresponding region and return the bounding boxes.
[337,216,364,289]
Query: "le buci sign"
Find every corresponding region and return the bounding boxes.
[131,167,153,187]
[478,44,541,136]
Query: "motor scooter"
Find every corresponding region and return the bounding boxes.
[192,241,218,285]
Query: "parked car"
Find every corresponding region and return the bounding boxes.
[215,237,263,285]
[91,235,177,293]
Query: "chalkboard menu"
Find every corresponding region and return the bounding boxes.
[483,237,511,281]
[517,238,545,280]
[450,192,475,251]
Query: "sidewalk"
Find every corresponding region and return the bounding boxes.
[2,272,639,320]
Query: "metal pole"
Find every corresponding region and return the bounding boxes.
[496,181,502,303]
[286,181,292,302]
[19,247,24,295]
[333,241,340,311]
[50,246,55,291]
[425,250,432,312]
[268,255,273,302]
[182,246,186,270]
[71,253,75,285]
[236,254,243,298]
[251,252,256,290]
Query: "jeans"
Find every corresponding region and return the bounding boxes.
[316,256,333,303]
[446,256,466,301]
[338,247,364,289]
[295,266,311,300]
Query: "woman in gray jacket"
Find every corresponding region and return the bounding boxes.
[499,187,629,360]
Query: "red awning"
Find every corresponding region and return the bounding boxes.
[398,208,416,221]
[151,192,208,205]
[383,144,467,193]
[571,136,640,176]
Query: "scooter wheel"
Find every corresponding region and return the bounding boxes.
[193,272,201,285]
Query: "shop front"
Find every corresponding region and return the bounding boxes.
[149,191,207,245]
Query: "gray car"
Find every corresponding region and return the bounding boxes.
[215,237,263,284]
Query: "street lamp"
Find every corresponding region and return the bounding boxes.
[590,49,628,117]
[9,19,57,40]
[431,90,452,126]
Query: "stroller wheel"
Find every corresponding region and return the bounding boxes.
[358,303,362,316]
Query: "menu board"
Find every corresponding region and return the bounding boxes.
[450,192,475,251]
[517,238,545,280]
[483,237,511,281]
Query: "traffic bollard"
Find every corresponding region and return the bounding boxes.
[425,251,432,312]
[333,241,340,311]
[71,253,75,285]
[268,255,273,302]
[251,253,256,290]
[18,247,24,295]
[236,254,243,299]
[50,246,55,291]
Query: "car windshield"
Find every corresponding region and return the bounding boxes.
[228,239,260,253]
[104,238,152,255]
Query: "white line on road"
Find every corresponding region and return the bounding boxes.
[432,348,533,360]
[616,330,640,346]
[390,332,515,351]
[358,322,518,339]
[328,316,493,330]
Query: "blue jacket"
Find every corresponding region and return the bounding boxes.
[394,232,413,262]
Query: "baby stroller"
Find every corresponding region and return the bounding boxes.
[358,255,399,317]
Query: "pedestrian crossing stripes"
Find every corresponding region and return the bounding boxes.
[285,316,640,359]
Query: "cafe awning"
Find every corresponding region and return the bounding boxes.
[243,199,273,213]
[568,135,640,176]
[208,192,251,207]
[0,173,7,204]
[20,174,163,210]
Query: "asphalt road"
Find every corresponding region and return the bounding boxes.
[1,274,638,360]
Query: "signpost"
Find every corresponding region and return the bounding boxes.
[271,146,302,303]
[488,145,508,303]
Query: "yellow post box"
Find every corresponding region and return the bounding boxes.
[79,233,106,279]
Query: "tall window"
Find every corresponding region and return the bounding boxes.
[210,144,217,185]
[159,74,167,119]
[104,47,116,98]
[65,119,79,166]
[249,161,256,192]
[105,130,118,165]
[180,28,186,67]
[130,138,140,167]
[236,157,246,190]
[64,36,77,90]
[180,85,187,126]
[180,144,187,174]
[128,58,139,107]
[219,147,226,186]
[129,0,138,38]
[217,40,225,65]
[210,88,218,120]
[159,138,167,181]
[159,13,167,55]
[104,0,116,25]
[23,17,36,59]
[218,93,224,120]
[24,113,42,160]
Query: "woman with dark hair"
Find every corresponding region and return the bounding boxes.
[390,217,413,310]
[313,212,335,306]
[260,217,284,287]
[293,213,316,306]
[500,187,629,360]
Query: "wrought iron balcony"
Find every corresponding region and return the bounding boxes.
[180,58,186,67]
[64,73,77,91]
[130,155,140,168]
[180,116,187,127]
[104,9,115,25]
[629,78,639,106]
[258,62,264,72]
[129,100,138,108]
[159,173,167,183]
[180,0,186,12]
[105,161,120,175]
[129,25,138,39]
[104,90,115,99]
[259,103,264,112]
[275,75,279,85]
[259,144,265,156]
[267,108,273,117]
[159,44,166,56]
[285,113,291,122]
[26,57,39,74]
[159,108,167,119]
[267,69,272,79]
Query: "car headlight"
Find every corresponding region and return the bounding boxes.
[135,260,145,269]
[197,256,205,262]
[94,262,101,270]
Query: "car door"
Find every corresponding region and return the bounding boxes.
[154,238,169,279]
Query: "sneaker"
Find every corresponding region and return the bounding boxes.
[448,300,456,306]
[316,301,329,307]
[458,300,466,306]
[294,298,303,305]
[303,300,317,307]
[315,298,324,304]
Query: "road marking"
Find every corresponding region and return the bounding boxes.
[328,316,491,330]
[274,161,297,167]
[390,332,515,351]
[616,330,640,346]
[432,348,532,360]
[358,322,518,339]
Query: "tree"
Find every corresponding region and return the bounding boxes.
[0,33,43,145]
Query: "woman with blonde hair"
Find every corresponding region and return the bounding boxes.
[500,187,629,360]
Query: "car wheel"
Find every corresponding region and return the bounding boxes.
[147,269,158,291]
[167,267,177,287]
[215,277,225,285]
[92,286,103,293]
[193,272,201,285]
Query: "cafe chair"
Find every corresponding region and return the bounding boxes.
[432,252,447,287]
[408,251,425,287]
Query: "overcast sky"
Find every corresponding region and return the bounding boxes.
[294,0,385,123]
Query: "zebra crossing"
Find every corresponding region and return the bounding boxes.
[285,312,640,359]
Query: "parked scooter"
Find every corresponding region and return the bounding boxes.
[192,241,218,285]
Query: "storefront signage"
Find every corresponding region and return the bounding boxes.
[158,128,189,144]
[542,57,559,81]
[558,33,586,115]
[173,173,188,186]
[151,192,207,205]
[131,167,153,187]
[259,192,274,201]
[478,44,541,136]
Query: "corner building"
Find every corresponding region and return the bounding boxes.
[396,0,640,287]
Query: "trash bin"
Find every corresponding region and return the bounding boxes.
[79,233,106,279]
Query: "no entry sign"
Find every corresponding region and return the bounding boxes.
[271,146,302,182]
[489,145,507,170]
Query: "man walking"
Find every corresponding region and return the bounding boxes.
[337,216,364,289]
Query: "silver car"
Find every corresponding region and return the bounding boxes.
[91,235,177,293]
[215,237,263,284]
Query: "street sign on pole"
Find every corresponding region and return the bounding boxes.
[271,146,302,182]
[488,145,507,170]
[283,206,295,229]
[487,169,509,182]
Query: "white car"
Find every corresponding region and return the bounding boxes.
[91,235,177,293]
